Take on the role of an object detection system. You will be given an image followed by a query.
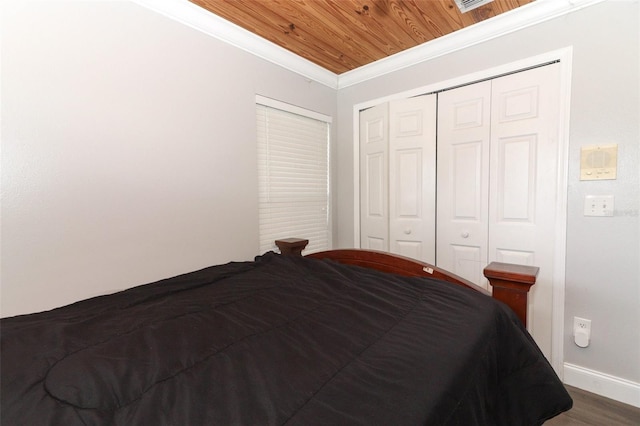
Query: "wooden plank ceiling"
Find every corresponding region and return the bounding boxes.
[190,0,533,74]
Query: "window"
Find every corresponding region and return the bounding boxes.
[256,96,331,254]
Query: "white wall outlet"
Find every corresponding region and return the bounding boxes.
[573,317,591,348]
[584,195,614,217]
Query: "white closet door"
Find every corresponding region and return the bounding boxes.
[489,63,561,358]
[436,82,492,287]
[389,95,437,263]
[360,103,389,251]
[437,64,561,360]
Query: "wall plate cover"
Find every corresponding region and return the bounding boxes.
[580,144,617,180]
[584,195,614,217]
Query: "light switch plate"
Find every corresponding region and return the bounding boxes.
[584,195,614,217]
[580,144,618,180]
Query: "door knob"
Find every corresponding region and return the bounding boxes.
[461,231,469,238]
[404,228,412,235]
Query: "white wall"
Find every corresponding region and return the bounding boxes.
[0,1,336,317]
[335,0,639,401]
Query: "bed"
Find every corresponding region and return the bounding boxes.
[1,239,572,425]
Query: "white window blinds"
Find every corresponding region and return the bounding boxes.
[256,98,331,255]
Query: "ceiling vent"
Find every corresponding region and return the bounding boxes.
[454,0,495,13]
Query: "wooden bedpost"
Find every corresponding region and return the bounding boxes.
[275,238,309,256]
[483,262,539,327]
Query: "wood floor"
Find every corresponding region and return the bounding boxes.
[545,385,640,425]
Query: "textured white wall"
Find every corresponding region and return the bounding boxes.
[335,1,639,387]
[0,1,336,317]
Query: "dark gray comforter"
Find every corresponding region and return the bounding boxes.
[1,252,572,425]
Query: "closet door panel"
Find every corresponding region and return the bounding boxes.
[360,103,389,251]
[490,63,561,358]
[497,135,537,222]
[437,82,492,288]
[389,95,437,263]
[452,141,483,220]
[396,149,421,217]
[495,248,535,266]
[450,244,484,285]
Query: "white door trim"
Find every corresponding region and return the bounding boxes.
[352,47,572,376]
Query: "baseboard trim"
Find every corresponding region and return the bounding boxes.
[563,363,640,408]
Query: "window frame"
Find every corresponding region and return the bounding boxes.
[256,95,332,254]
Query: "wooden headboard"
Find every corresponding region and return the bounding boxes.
[275,238,538,327]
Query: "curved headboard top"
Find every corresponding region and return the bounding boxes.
[275,238,537,326]
[306,249,489,296]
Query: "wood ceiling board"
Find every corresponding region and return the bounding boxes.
[190,0,533,74]
[271,0,385,70]
[195,0,368,72]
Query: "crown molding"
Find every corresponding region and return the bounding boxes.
[132,0,605,91]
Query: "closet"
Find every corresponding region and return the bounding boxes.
[360,95,437,264]
[359,63,561,359]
